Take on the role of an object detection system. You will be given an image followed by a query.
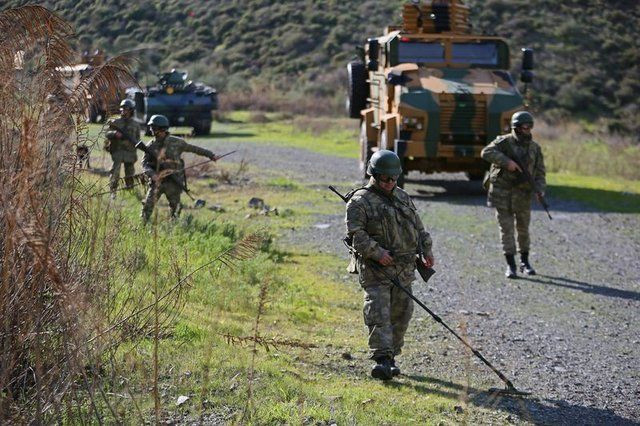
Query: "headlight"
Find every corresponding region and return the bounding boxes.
[402,117,424,130]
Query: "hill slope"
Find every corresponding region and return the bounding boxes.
[8,0,639,132]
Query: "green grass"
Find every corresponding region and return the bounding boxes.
[547,172,640,213]
[72,162,481,424]
[206,111,359,158]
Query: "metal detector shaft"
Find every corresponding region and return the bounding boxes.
[370,262,516,390]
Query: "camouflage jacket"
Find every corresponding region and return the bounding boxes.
[345,179,433,265]
[481,131,546,193]
[142,134,213,180]
[105,117,139,154]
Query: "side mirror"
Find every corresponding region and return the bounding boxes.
[521,48,534,70]
[520,48,534,83]
[367,38,379,71]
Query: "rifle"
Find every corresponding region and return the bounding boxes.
[108,122,193,197]
[507,149,552,220]
[328,185,435,283]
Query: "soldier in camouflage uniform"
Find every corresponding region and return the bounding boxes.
[345,150,434,380]
[481,111,546,278]
[141,114,217,223]
[105,99,140,195]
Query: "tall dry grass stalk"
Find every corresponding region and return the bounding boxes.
[0,5,138,422]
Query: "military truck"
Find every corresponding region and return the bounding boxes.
[129,69,218,136]
[347,0,534,186]
[57,49,114,123]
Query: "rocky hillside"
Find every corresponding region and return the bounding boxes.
[6,0,639,132]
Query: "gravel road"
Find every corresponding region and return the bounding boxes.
[204,139,640,425]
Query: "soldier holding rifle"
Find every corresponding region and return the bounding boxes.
[481,111,547,279]
[105,99,139,196]
[141,114,218,223]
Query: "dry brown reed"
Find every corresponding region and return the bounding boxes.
[0,5,141,422]
[536,119,640,180]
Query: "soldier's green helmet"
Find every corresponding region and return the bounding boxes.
[120,99,135,110]
[147,114,170,128]
[367,150,403,176]
[511,111,534,128]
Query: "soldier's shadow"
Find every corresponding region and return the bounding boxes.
[388,374,636,425]
[519,274,640,302]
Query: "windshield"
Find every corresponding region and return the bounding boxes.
[398,42,445,63]
[393,39,508,68]
[451,43,498,65]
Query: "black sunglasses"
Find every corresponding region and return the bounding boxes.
[378,174,399,183]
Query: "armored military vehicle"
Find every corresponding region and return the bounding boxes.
[129,69,218,135]
[347,0,534,185]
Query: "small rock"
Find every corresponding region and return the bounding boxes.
[553,366,567,373]
[248,197,264,209]
[176,395,189,406]
[454,405,464,414]
[341,352,354,360]
[361,398,373,405]
[208,204,225,212]
[314,223,331,229]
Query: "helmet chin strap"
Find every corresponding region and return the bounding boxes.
[513,128,532,142]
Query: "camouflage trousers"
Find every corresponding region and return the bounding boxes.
[141,180,182,222]
[109,159,136,191]
[488,185,532,255]
[361,262,415,359]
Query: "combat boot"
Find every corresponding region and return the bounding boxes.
[519,252,536,275]
[505,254,518,279]
[390,358,401,377]
[371,356,393,380]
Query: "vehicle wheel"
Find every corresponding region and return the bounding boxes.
[397,173,405,189]
[200,120,211,135]
[397,157,407,189]
[96,108,106,123]
[347,61,368,119]
[359,122,373,179]
[467,172,485,181]
[87,105,98,123]
[193,119,212,136]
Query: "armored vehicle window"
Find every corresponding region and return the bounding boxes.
[451,42,509,68]
[398,42,445,64]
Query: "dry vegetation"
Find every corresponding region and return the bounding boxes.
[0,6,142,421]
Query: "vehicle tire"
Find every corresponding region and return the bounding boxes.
[467,172,485,181]
[96,108,106,123]
[359,122,374,179]
[193,119,212,136]
[347,61,368,119]
[397,173,405,189]
[397,157,406,189]
[87,105,98,123]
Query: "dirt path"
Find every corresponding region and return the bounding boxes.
[205,139,640,425]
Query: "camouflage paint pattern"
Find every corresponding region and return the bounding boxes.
[357,1,525,176]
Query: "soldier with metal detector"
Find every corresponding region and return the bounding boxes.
[105,99,139,196]
[341,150,435,380]
[481,111,549,279]
[140,114,218,224]
[331,152,531,396]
